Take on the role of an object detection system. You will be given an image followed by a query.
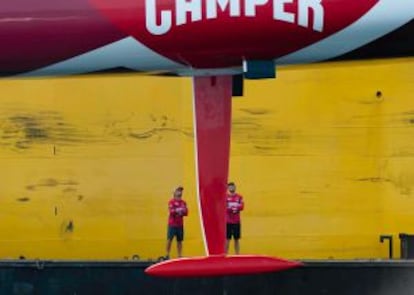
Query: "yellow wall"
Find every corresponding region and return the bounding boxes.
[0,58,413,260]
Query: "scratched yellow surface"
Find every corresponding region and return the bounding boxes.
[0,58,413,260]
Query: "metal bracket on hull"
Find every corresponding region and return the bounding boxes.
[243,60,276,79]
[232,74,244,97]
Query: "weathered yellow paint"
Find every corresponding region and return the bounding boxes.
[0,58,413,260]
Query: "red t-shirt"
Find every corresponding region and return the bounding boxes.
[226,193,244,224]
[168,198,188,227]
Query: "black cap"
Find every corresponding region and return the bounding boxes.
[228,182,235,186]
[175,186,184,191]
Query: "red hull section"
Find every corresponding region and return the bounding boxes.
[145,255,303,277]
[0,1,413,76]
[90,0,379,68]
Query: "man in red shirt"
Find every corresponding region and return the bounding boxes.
[226,182,244,255]
[165,186,188,259]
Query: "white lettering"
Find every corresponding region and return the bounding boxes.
[245,0,268,17]
[298,0,324,32]
[145,0,172,35]
[145,0,326,35]
[176,0,202,26]
[273,0,295,24]
[206,0,241,19]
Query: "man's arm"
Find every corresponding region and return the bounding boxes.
[181,201,188,216]
[226,198,234,213]
[169,201,177,215]
[238,197,244,211]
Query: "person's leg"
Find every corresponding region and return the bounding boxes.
[234,239,240,255]
[166,239,172,258]
[226,223,232,254]
[177,241,183,257]
[166,226,174,258]
[234,223,241,254]
[177,227,184,257]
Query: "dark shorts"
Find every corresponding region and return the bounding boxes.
[167,226,184,242]
[226,223,241,240]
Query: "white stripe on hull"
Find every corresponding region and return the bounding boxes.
[276,0,414,64]
[21,37,184,77]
